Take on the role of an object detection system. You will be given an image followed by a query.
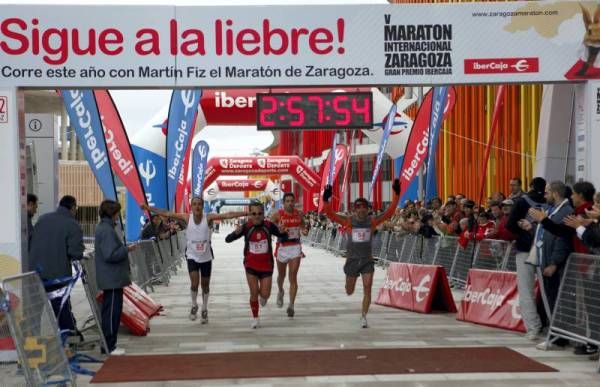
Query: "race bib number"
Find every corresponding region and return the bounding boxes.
[249,239,269,254]
[287,227,300,239]
[352,228,371,243]
[192,240,208,254]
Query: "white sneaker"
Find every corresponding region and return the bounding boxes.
[276,290,284,308]
[524,330,541,341]
[361,316,368,328]
[536,340,565,351]
[251,318,260,329]
[259,296,267,307]
[189,305,198,321]
[110,348,126,356]
[201,310,208,324]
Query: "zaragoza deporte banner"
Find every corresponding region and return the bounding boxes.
[0,2,597,87]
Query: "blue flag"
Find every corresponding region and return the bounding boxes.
[62,89,117,201]
[425,86,448,202]
[370,104,397,201]
[192,141,210,198]
[166,89,202,210]
[327,134,337,186]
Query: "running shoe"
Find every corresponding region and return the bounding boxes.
[276,289,284,308]
[201,310,208,324]
[259,296,267,307]
[286,306,295,318]
[361,316,368,328]
[251,318,260,329]
[189,305,198,321]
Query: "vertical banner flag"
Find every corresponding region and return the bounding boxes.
[166,89,202,210]
[327,133,337,186]
[398,88,456,199]
[175,110,202,212]
[318,144,348,212]
[94,90,147,207]
[61,89,117,201]
[369,104,397,201]
[424,86,449,202]
[477,85,506,206]
[192,141,210,198]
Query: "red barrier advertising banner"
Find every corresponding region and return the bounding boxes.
[457,269,531,333]
[216,179,267,192]
[376,263,456,314]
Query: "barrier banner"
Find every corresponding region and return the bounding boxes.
[457,269,533,333]
[318,144,347,212]
[376,262,456,314]
[398,87,455,198]
[216,179,267,192]
[191,140,210,198]
[61,89,117,201]
[94,90,147,207]
[166,89,202,210]
[124,283,163,318]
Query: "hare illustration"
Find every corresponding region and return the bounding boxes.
[578,3,600,76]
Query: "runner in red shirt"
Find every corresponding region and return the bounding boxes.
[225,202,288,329]
[270,192,309,318]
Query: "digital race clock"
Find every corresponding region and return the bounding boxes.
[257,92,373,130]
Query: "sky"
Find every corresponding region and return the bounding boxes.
[6,0,388,157]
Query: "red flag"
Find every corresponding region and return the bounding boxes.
[94,90,147,206]
[398,88,456,198]
[477,85,506,206]
[318,144,347,212]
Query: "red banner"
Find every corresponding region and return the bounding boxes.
[376,263,456,314]
[94,90,147,206]
[281,179,292,194]
[204,156,321,194]
[318,144,348,212]
[398,88,455,198]
[457,269,535,333]
[216,179,268,192]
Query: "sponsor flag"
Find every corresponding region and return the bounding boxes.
[327,133,337,186]
[166,89,202,210]
[398,88,455,199]
[191,141,210,199]
[425,86,451,202]
[318,144,347,212]
[61,89,117,201]
[477,85,506,206]
[369,104,396,201]
[94,90,147,207]
[175,110,202,212]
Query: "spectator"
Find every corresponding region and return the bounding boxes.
[27,193,38,246]
[418,214,439,238]
[95,200,136,356]
[489,200,502,221]
[140,214,171,240]
[29,195,85,335]
[509,177,525,200]
[495,200,516,242]
[474,212,496,241]
[492,191,506,203]
[506,176,547,341]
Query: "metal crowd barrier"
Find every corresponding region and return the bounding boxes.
[75,258,109,354]
[449,242,477,289]
[547,253,600,372]
[1,272,75,386]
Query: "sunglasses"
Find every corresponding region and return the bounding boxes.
[251,212,264,216]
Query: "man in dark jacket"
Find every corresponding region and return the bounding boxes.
[26,193,38,246]
[506,176,546,341]
[29,195,85,333]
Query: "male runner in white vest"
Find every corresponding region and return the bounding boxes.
[142,198,247,324]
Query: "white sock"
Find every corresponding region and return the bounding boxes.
[202,292,209,312]
[191,290,198,307]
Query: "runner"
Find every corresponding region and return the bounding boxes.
[141,198,247,324]
[270,192,309,318]
[225,202,288,329]
[321,179,400,328]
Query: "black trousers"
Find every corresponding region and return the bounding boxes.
[45,284,77,333]
[101,288,124,352]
